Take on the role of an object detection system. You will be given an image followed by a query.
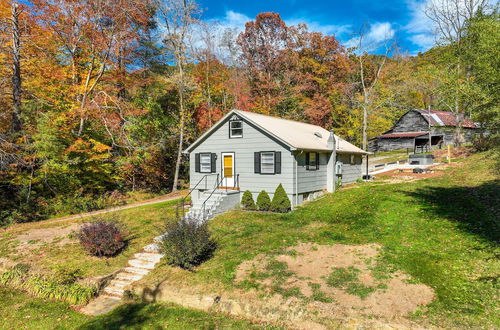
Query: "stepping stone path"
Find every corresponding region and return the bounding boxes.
[81,239,164,316]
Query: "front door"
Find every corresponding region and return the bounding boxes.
[221,152,235,187]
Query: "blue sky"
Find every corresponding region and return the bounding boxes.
[197,0,436,54]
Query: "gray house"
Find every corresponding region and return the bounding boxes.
[183,110,368,221]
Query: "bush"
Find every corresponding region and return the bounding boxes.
[77,220,125,257]
[256,190,271,211]
[270,184,291,213]
[241,190,256,210]
[160,218,216,269]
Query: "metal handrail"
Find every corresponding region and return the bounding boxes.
[200,174,226,222]
[178,173,219,219]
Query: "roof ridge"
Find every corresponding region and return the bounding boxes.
[233,109,328,131]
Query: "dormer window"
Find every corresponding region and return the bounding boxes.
[229,118,243,138]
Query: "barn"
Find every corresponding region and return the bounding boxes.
[369,109,479,152]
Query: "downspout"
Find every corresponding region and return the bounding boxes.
[327,131,336,193]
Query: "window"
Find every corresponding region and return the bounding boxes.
[260,152,275,174]
[350,155,356,165]
[229,120,243,138]
[306,152,319,170]
[200,153,212,173]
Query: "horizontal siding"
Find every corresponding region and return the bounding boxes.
[295,152,328,193]
[338,154,363,184]
[189,115,295,196]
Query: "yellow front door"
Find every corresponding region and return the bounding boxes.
[222,153,234,187]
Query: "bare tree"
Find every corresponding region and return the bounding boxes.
[155,0,199,191]
[10,2,22,133]
[353,24,395,151]
[425,0,488,145]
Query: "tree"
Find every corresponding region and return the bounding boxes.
[425,0,489,145]
[155,0,199,192]
[351,24,395,150]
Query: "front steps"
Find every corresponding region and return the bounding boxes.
[185,189,240,223]
[81,244,164,315]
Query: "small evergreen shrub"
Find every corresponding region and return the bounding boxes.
[256,190,271,211]
[160,218,216,270]
[270,184,291,213]
[77,220,125,257]
[241,190,256,210]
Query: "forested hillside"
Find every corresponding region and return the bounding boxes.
[0,0,498,224]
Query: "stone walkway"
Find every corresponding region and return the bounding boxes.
[81,242,163,316]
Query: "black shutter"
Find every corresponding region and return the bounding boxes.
[254,152,261,173]
[306,152,310,170]
[211,153,217,173]
[275,151,281,174]
[195,153,200,172]
[316,152,320,170]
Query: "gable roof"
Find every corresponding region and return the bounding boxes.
[185,109,368,154]
[413,109,477,128]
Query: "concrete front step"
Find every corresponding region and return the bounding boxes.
[128,258,157,270]
[108,279,133,289]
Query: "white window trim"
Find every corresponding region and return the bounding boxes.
[200,153,212,173]
[229,120,243,138]
[260,151,275,174]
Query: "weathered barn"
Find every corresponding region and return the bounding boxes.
[369,109,479,152]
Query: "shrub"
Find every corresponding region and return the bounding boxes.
[256,190,271,211]
[241,190,256,210]
[270,184,291,213]
[160,218,216,269]
[77,220,125,257]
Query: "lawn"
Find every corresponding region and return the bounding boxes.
[0,199,180,280]
[0,287,267,330]
[140,152,499,328]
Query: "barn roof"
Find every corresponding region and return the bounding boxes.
[378,131,428,139]
[413,109,477,128]
[185,109,368,154]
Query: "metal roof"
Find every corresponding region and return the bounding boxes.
[413,109,477,128]
[378,131,428,139]
[185,109,368,154]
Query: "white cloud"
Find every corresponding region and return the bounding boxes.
[344,22,396,50]
[404,0,436,51]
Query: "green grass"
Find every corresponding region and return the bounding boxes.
[144,152,499,328]
[326,267,376,299]
[0,287,268,330]
[0,199,180,279]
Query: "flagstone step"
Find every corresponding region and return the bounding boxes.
[115,271,144,282]
[134,252,163,262]
[103,285,125,296]
[143,243,161,253]
[108,279,132,289]
[123,266,150,275]
[128,258,157,270]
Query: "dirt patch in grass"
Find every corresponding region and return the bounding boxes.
[15,223,80,252]
[235,242,435,321]
[376,167,445,184]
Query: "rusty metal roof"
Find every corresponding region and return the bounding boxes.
[378,131,428,139]
[413,109,477,128]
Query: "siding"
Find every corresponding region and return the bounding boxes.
[392,111,429,132]
[189,115,295,201]
[295,151,328,193]
[337,154,363,184]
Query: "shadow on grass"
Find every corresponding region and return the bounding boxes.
[404,179,500,244]
[77,303,157,330]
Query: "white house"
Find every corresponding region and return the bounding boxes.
[183,109,368,221]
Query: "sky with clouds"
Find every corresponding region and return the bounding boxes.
[197,0,438,54]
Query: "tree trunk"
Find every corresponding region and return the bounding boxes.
[11,3,22,133]
[362,103,368,151]
[172,64,185,192]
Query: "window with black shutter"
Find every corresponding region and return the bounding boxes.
[254,151,281,174]
[199,153,212,173]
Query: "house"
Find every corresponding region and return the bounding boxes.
[183,109,368,220]
[369,109,479,152]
